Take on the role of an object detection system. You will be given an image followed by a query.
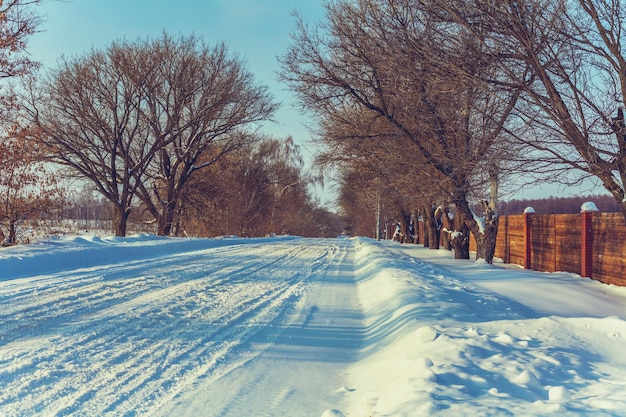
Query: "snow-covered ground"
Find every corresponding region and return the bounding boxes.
[1,235,625,416]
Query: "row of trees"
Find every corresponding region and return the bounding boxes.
[280,0,626,262]
[0,0,55,244]
[499,195,622,215]
[22,33,277,237]
[0,1,340,243]
[157,136,341,238]
[1,130,342,243]
[49,137,341,239]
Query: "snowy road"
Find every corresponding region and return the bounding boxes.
[158,240,364,417]
[1,236,364,416]
[2,235,626,416]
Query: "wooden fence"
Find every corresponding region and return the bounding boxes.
[478,210,625,286]
[412,207,626,286]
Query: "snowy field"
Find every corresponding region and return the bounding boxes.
[1,235,626,416]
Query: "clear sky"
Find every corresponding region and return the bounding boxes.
[28,0,331,198]
[26,0,605,205]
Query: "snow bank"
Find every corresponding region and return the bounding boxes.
[2,236,626,416]
[581,201,600,212]
[0,234,295,281]
[339,239,626,416]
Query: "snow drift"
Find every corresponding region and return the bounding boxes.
[1,235,625,416]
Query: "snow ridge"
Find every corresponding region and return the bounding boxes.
[2,235,626,416]
[340,239,626,416]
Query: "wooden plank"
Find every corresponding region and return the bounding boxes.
[529,215,556,272]
[471,213,626,285]
[495,215,525,266]
[555,215,581,274]
[591,213,626,285]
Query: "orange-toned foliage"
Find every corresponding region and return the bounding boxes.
[0,0,41,80]
[0,126,64,244]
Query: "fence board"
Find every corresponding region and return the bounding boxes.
[529,215,556,272]
[554,215,580,274]
[497,215,525,266]
[490,212,625,286]
[592,213,626,286]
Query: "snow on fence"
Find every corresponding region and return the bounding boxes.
[472,204,626,286]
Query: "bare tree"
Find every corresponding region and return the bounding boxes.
[135,34,277,236]
[0,0,41,124]
[316,111,419,242]
[0,0,41,81]
[23,33,276,237]
[177,136,326,237]
[0,126,63,245]
[280,0,519,262]
[23,41,159,236]
[316,103,460,247]
[0,0,60,245]
[433,0,626,224]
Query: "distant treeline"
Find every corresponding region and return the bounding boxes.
[498,195,620,215]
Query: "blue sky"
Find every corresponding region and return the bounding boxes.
[28,0,332,201]
[28,0,325,134]
[26,0,603,204]
[30,1,325,77]
[29,2,323,151]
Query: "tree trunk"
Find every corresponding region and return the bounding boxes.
[471,169,499,263]
[448,170,499,263]
[409,211,418,244]
[376,189,381,241]
[440,206,453,250]
[478,167,500,262]
[400,209,412,243]
[450,214,470,259]
[452,198,499,264]
[8,220,17,245]
[474,228,497,261]
[158,202,176,236]
[473,200,499,263]
[5,221,17,246]
[114,205,130,237]
[428,214,440,250]
[421,206,440,250]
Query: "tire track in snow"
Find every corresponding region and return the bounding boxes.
[195,239,364,417]
[0,245,246,346]
[3,242,278,414]
[260,240,357,417]
[0,239,333,416]
[150,241,339,416]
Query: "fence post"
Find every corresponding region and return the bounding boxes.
[523,207,536,269]
[581,202,599,279]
